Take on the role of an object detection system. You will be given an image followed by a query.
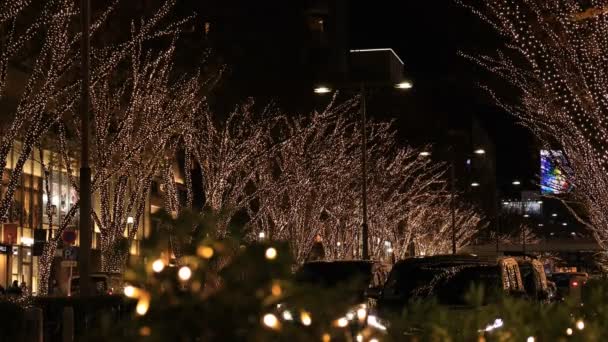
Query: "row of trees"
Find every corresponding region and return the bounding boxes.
[2,0,484,294]
[175,97,484,263]
[459,0,608,248]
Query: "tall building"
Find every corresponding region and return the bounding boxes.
[187,0,350,112]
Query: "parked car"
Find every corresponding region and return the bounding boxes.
[376,255,526,312]
[295,260,390,302]
[277,260,391,333]
[549,272,588,303]
[69,272,124,296]
[517,259,551,302]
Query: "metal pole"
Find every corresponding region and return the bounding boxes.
[360,84,369,260]
[78,0,92,297]
[495,211,500,254]
[495,191,500,255]
[521,199,526,257]
[450,155,456,254]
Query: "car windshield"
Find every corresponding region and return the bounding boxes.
[384,263,502,305]
[295,262,372,288]
[551,274,573,287]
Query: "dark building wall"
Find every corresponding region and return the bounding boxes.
[184,0,350,113]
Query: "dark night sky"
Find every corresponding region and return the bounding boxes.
[180,0,539,194]
[349,2,538,193]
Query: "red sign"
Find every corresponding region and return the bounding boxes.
[62,231,77,244]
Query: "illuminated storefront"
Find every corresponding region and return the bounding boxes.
[0,142,78,294]
[0,141,172,294]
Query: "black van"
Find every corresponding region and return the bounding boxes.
[376,255,526,311]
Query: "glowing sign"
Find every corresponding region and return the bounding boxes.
[540,150,571,194]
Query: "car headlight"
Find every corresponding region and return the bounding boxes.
[282,310,293,321]
[367,314,388,331]
[479,318,504,333]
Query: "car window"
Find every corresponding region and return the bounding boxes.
[384,263,502,305]
[432,266,502,305]
[71,276,108,295]
[372,265,389,287]
[296,262,372,288]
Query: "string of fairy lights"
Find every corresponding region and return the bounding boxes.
[460,0,608,248]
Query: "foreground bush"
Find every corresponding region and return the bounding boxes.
[82,212,608,341]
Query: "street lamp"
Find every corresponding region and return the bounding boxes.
[313,85,332,94]
[78,0,93,297]
[314,48,412,260]
[419,146,486,254]
[395,81,413,89]
[511,179,532,256]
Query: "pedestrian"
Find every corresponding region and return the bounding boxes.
[7,280,22,296]
[307,234,325,261]
[20,281,28,296]
[50,279,63,296]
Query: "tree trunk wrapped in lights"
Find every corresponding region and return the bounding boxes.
[460,0,608,247]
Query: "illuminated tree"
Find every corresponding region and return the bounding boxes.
[89,38,215,272]
[0,0,123,294]
[411,198,484,256]
[20,0,201,289]
[252,101,362,262]
[185,100,280,237]
[459,0,608,247]
[0,0,87,222]
[251,100,478,263]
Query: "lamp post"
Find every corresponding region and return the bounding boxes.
[512,179,526,256]
[315,82,411,259]
[314,48,412,259]
[450,155,456,254]
[360,83,369,259]
[78,0,92,297]
[419,146,486,255]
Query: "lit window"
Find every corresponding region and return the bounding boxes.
[204,22,211,36]
[308,15,325,33]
